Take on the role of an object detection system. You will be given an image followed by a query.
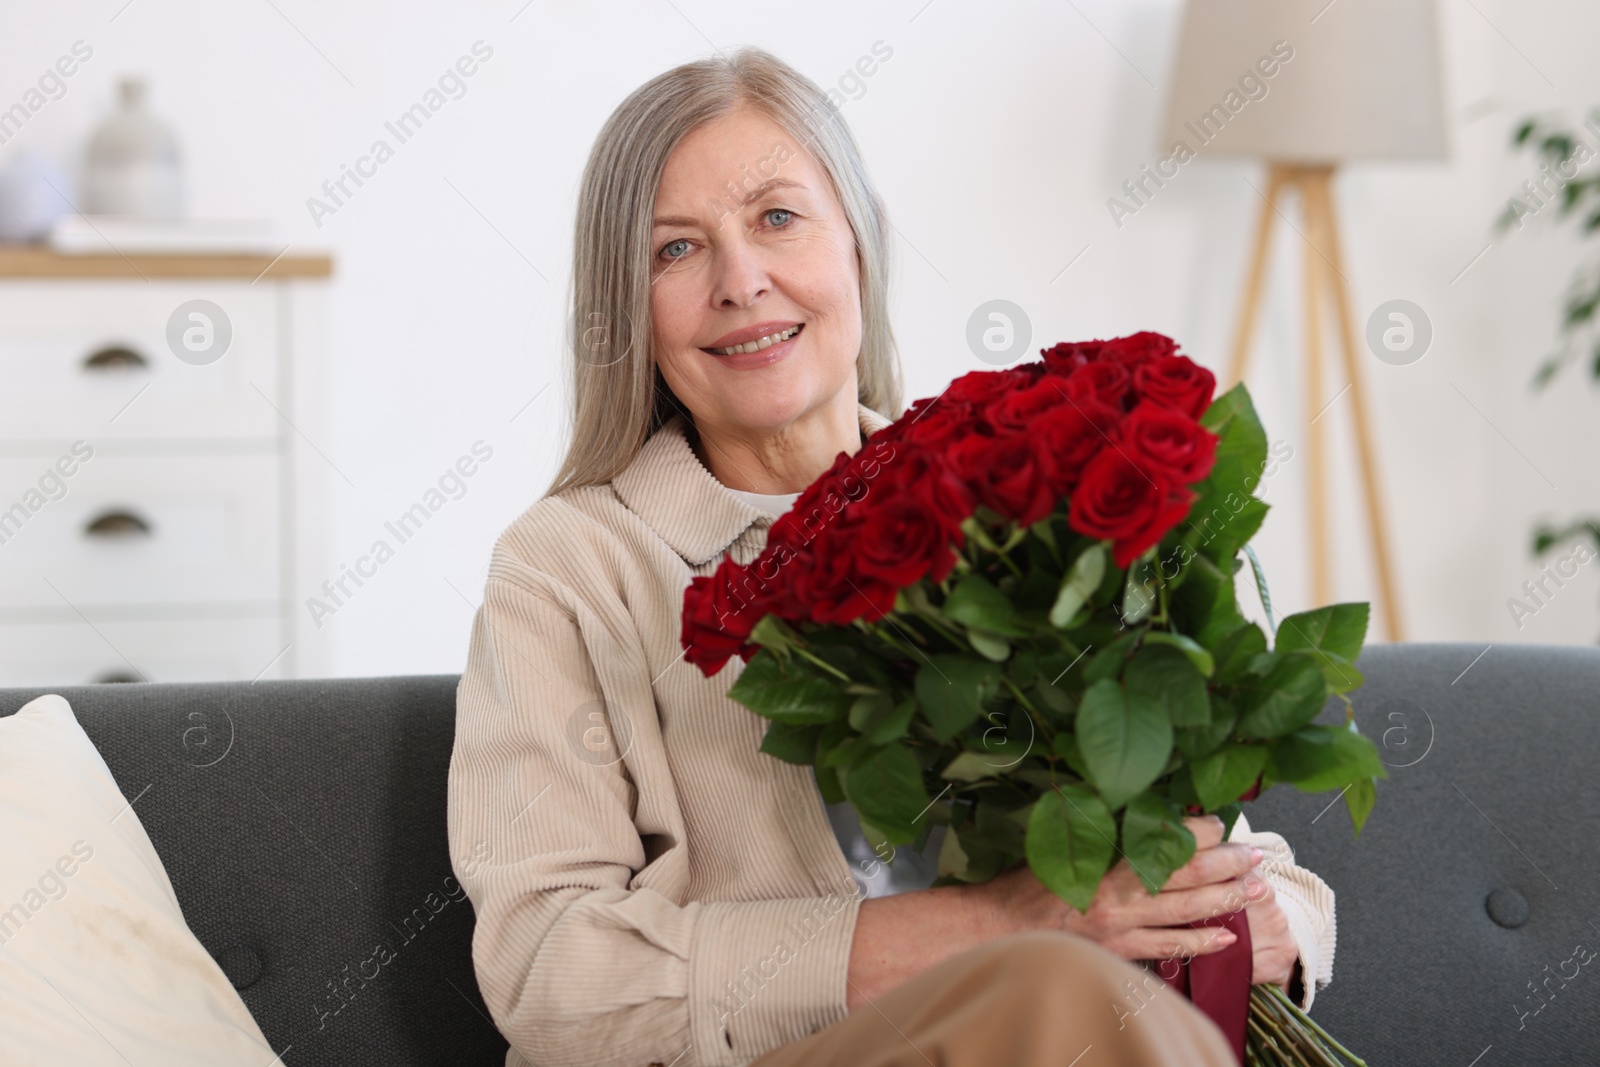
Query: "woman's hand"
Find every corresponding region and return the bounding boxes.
[1243,879,1298,990]
[979,815,1264,963]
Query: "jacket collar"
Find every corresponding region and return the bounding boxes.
[612,401,893,568]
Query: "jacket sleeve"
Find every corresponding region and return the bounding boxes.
[1229,811,1336,1012]
[447,562,860,1067]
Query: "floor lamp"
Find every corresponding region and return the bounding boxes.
[1160,0,1449,641]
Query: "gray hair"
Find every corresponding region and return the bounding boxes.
[543,45,905,499]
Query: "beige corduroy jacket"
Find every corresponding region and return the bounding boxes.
[447,402,1337,1067]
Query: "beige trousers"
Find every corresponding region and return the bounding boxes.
[748,931,1236,1067]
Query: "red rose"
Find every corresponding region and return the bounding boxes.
[1068,449,1196,567]
[1100,331,1177,371]
[989,377,1076,433]
[944,368,1021,408]
[1061,361,1135,410]
[1041,340,1107,375]
[855,497,961,588]
[901,402,979,451]
[873,447,977,530]
[946,430,1057,527]
[795,521,898,625]
[1119,401,1219,485]
[1033,397,1121,496]
[1132,355,1216,420]
[681,557,768,674]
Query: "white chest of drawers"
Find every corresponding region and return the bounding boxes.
[0,248,331,685]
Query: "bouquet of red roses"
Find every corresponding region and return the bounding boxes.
[682,333,1379,1066]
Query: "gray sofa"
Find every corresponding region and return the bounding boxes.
[2,642,1597,1065]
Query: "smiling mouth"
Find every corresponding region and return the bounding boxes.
[703,323,803,355]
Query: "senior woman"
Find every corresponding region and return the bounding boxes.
[447,46,1335,1067]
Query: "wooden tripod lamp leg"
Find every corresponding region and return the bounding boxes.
[1311,170,1407,641]
[1227,165,1291,389]
[1299,171,1334,608]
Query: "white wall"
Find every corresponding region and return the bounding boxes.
[4,0,1598,677]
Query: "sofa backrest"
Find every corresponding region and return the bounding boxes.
[1251,642,1600,1065]
[0,674,507,1067]
[3,642,1598,1065]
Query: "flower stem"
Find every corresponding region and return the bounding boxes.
[793,646,851,684]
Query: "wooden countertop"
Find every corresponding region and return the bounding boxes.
[0,245,333,279]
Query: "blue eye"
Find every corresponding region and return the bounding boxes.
[660,238,690,261]
[766,208,793,226]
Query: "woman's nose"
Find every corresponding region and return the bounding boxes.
[710,239,771,307]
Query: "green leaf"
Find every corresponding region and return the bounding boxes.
[1083,631,1140,685]
[915,655,1004,741]
[1212,622,1267,684]
[1075,679,1174,810]
[943,574,1030,637]
[1269,724,1389,793]
[1175,695,1237,760]
[941,750,1008,783]
[966,626,1013,663]
[850,694,917,745]
[1187,383,1270,563]
[1141,631,1214,678]
[841,742,930,845]
[1276,603,1370,663]
[1052,732,1090,779]
[727,650,852,725]
[1025,785,1116,912]
[759,721,822,765]
[1125,644,1211,727]
[1120,792,1198,895]
[1232,651,1329,739]
[1051,543,1107,628]
[1169,553,1246,649]
[937,825,971,879]
[748,613,803,659]
[1190,742,1270,810]
[1345,777,1377,836]
[1215,801,1244,840]
[814,762,845,804]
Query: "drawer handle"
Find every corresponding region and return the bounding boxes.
[84,509,153,537]
[83,345,149,371]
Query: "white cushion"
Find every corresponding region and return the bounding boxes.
[0,693,280,1066]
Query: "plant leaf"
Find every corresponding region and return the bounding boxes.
[1232,651,1329,739]
[1345,776,1378,836]
[759,721,822,765]
[1120,792,1198,895]
[1025,785,1116,912]
[1190,742,1270,810]
[1051,543,1107,628]
[944,574,1030,637]
[1075,679,1174,810]
[1269,723,1389,793]
[727,650,853,725]
[1276,603,1370,662]
[915,655,1004,741]
[841,742,930,845]
[1125,644,1211,727]
[1142,631,1215,678]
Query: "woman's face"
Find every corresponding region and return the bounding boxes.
[649,104,863,440]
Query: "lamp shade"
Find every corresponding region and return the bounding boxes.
[1159,0,1448,164]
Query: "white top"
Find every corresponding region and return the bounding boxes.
[724,484,948,899]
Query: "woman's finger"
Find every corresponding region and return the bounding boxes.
[1163,841,1260,891]
[1142,876,1266,927]
[1183,814,1225,852]
[1125,925,1239,964]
